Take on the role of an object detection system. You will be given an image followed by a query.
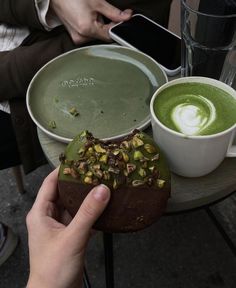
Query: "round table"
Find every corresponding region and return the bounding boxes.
[37,128,236,213]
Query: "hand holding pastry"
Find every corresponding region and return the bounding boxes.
[26,168,110,288]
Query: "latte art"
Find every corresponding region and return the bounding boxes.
[171,95,216,135]
[153,83,236,136]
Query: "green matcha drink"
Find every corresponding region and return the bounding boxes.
[153,83,236,136]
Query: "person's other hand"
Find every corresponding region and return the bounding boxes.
[50,0,132,44]
[26,168,110,288]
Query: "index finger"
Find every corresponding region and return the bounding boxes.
[96,1,132,23]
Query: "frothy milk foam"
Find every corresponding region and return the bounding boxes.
[171,95,216,135]
[153,83,236,136]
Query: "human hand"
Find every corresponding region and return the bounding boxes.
[26,168,110,288]
[50,0,132,44]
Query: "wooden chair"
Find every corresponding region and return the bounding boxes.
[0,111,25,194]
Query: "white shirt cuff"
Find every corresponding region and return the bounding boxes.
[0,101,10,114]
[34,0,62,31]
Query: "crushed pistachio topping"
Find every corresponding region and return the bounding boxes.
[69,107,79,117]
[60,130,166,190]
[144,143,157,154]
[48,120,56,129]
[157,179,165,188]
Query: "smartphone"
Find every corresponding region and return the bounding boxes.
[109,14,181,76]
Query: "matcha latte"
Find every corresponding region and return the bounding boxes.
[153,83,236,136]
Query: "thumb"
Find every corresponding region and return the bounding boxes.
[66,184,110,243]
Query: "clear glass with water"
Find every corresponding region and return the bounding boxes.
[181,0,236,86]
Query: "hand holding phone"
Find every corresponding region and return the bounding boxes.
[109,14,181,76]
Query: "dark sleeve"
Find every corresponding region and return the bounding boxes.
[0,0,43,29]
[0,29,77,102]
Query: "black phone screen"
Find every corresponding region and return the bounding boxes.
[110,15,181,70]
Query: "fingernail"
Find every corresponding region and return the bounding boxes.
[93,184,110,202]
[121,9,132,16]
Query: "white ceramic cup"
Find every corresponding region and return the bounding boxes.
[150,77,236,177]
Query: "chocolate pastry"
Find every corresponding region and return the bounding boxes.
[58,130,171,233]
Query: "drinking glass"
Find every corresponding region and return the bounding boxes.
[181,0,236,86]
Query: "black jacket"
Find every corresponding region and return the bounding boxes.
[0,0,172,173]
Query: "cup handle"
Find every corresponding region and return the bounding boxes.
[226,131,236,157]
[227,146,236,157]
